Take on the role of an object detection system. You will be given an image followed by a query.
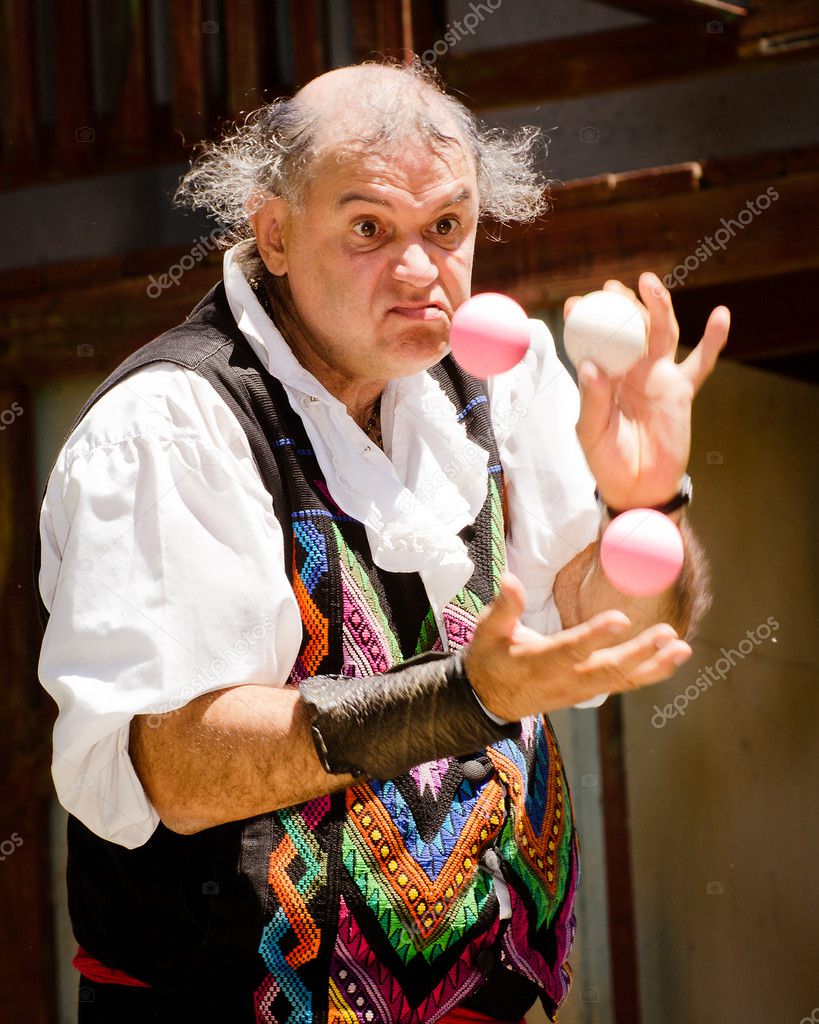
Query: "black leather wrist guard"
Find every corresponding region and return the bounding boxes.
[298,649,522,780]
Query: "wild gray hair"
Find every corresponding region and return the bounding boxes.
[174,58,550,242]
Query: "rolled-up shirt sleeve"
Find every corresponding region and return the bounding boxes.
[488,319,608,710]
[37,364,303,849]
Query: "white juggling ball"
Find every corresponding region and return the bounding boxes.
[564,290,647,377]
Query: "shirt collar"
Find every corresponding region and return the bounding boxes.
[221,244,490,606]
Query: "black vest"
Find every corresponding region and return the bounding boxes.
[34,283,579,1023]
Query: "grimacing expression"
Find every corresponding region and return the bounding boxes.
[271,141,480,384]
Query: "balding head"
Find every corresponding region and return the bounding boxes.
[295,63,415,112]
[288,63,473,196]
[295,62,452,123]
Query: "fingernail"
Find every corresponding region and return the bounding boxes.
[654,631,677,650]
[672,647,691,665]
[607,620,630,635]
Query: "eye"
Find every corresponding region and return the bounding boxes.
[431,217,459,237]
[352,219,381,239]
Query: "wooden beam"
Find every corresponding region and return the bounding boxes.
[598,0,747,19]
[439,16,819,109]
[598,696,642,1024]
[410,0,448,58]
[291,0,324,88]
[441,21,736,107]
[739,0,819,56]
[224,0,264,113]
[402,0,415,56]
[52,0,96,175]
[112,1,153,163]
[351,0,409,62]
[667,267,819,362]
[552,162,703,210]
[169,0,208,144]
[0,382,58,1023]
[742,0,819,37]
[0,251,222,385]
[0,0,41,184]
[472,164,819,310]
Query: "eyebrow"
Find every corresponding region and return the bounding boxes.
[335,187,474,213]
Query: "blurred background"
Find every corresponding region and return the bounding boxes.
[1,1,818,1022]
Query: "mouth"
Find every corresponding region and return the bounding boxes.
[388,302,449,321]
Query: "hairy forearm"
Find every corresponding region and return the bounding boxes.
[129,685,355,834]
[565,511,712,640]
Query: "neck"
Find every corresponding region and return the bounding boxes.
[258,272,385,428]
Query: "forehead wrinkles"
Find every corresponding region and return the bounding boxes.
[318,147,476,215]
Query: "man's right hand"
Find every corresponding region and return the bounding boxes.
[463,572,692,721]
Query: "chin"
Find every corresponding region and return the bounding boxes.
[378,341,445,378]
[375,319,446,368]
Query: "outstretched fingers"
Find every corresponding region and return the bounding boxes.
[547,609,633,665]
[572,623,692,694]
[679,305,731,393]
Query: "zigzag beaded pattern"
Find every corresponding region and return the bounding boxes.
[489,718,576,930]
[253,371,580,1023]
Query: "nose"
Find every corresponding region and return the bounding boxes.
[393,242,438,289]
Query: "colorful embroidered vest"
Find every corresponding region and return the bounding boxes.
[34,283,581,1023]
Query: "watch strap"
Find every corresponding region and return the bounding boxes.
[596,473,692,519]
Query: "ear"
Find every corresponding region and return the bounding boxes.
[249,196,290,276]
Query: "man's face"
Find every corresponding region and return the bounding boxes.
[268,140,479,385]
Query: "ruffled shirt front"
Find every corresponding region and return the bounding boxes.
[37,244,604,849]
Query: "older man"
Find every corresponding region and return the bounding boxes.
[36,61,726,1023]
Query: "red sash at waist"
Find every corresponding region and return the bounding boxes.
[72,945,151,988]
[72,947,527,1021]
[439,1010,527,1024]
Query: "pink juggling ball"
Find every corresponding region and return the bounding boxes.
[600,508,685,597]
[449,293,531,378]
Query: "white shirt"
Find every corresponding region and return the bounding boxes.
[37,246,605,850]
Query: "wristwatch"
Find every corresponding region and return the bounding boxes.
[595,473,692,519]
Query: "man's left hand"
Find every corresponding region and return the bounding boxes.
[564,273,730,511]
